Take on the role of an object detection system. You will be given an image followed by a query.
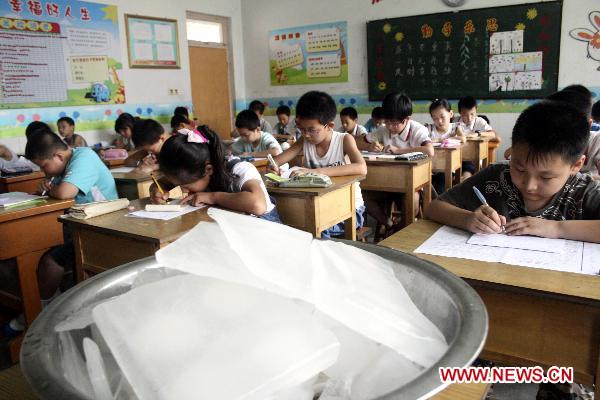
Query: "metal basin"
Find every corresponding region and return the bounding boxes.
[21,240,487,399]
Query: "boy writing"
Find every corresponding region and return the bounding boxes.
[340,107,368,137]
[426,101,600,243]
[231,110,283,158]
[132,118,172,173]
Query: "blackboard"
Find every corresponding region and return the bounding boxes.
[367,2,562,101]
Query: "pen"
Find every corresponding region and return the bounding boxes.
[267,153,278,169]
[41,177,54,196]
[473,186,505,232]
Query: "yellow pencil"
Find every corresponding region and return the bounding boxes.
[150,173,165,194]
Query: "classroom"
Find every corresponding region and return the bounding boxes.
[0,0,599,398]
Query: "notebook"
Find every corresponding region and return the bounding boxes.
[0,192,46,208]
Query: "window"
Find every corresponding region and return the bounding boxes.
[186,20,223,44]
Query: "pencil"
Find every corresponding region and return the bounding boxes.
[150,173,165,194]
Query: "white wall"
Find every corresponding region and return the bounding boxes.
[242,0,600,158]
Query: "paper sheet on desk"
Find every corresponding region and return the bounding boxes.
[415,225,598,275]
[127,205,203,220]
[109,167,136,173]
[467,233,566,253]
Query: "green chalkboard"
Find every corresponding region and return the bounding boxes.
[367,2,562,101]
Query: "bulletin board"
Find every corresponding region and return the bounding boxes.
[269,21,348,86]
[0,0,125,109]
[366,2,562,101]
[125,14,180,69]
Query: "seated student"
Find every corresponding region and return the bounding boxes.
[426,100,600,243]
[248,100,273,133]
[364,106,385,133]
[173,106,196,129]
[25,121,51,139]
[457,96,501,178]
[592,100,600,132]
[340,107,368,137]
[268,90,367,238]
[113,112,136,151]
[4,130,118,336]
[273,105,300,140]
[150,127,280,222]
[170,113,195,134]
[0,143,39,172]
[231,110,283,157]
[57,116,87,148]
[131,119,172,173]
[357,92,433,236]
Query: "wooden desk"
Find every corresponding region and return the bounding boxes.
[266,175,363,240]
[103,158,126,168]
[381,220,600,396]
[0,198,74,362]
[60,198,213,281]
[463,137,490,173]
[0,171,45,194]
[431,383,490,399]
[111,170,153,200]
[488,140,500,164]
[251,158,268,173]
[432,145,463,190]
[361,158,432,226]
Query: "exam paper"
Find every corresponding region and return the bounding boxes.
[127,205,203,220]
[467,233,566,253]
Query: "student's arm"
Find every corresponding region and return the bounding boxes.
[357,133,384,152]
[309,134,367,177]
[504,219,600,243]
[269,138,304,174]
[387,141,435,157]
[48,181,80,199]
[149,177,176,204]
[0,145,12,161]
[454,125,467,143]
[181,180,267,216]
[124,150,146,167]
[426,199,505,234]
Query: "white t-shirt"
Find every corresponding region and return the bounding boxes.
[302,131,364,208]
[458,116,492,133]
[366,120,431,149]
[259,118,273,134]
[349,124,368,137]
[232,161,275,213]
[428,122,459,141]
[583,131,600,175]
[231,131,282,155]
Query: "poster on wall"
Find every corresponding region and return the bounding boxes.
[269,21,348,86]
[125,14,180,69]
[0,0,124,109]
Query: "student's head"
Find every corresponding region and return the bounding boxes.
[510,101,589,205]
[592,100,600,123]
[159,125,234,193]
[25,130,70,176]
[248,100,265,117]
[170,114,192,133]
[429,99,453,131]
[295,91,337,145]
[235,110,261,144]
[381,92,412,135]
[276,105,291,125]
[114,113,136,138]
[546,88,592,120]
[132,119,167,155]
[25,121,51,139]
[56,116,75,138]
[173,106,189,118]
[371,106,385,128]
[458,96,478,125]
[339,107,359,134]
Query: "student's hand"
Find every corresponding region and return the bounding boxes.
[142,153,157,166]
[180,192,214,207]
[466,205,507,234]
[149,183,170,204]
[369,142,384,152]
[37,178,54,194]
[504,217,559,238]
[290,168,310,177]
[384,145,400,154]
[267,163,281,175]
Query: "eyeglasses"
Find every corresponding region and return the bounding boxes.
[384,119,406,127]
[296,121,328,136]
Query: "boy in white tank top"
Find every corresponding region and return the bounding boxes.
[269,91,368,238]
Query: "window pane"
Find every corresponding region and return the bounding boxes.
[186,20,223,43]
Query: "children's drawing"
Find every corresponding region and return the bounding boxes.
[489,31,524,55]
[513,71,542,90]
[489,54,515,73]
[489,72,515,91]
[569,11,600,71]
[513,51,543,72]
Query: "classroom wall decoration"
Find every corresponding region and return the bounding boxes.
[367,2,562,100]
[125,15,180,69]
[0,0,125,109]
[569,11,600,71]
[269,21,348,86]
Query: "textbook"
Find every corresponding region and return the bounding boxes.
[68,198,130,219]
[0,192,46,208]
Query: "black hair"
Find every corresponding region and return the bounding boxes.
[173,106,189,118]
[512,100,589,164]
[546,89,592,118]
[371,106,384,119]
[248,100,265,114]
[479,114,490,124]
[159,125,236,192]
[25,121,51,139]
[457,96,477,111]
[340,107,358,119]
[276,105,291,116]
[132,119,165,147]
[57,116,75,126]
[170,114,190,129]
[592,100,600,122]
[235,109,260,130]
[114,113,137,134]
[429,98,452,114]
[562,84,592,99]
[381,92,412,121]
[296,91,337,124]
[25,130,68,160]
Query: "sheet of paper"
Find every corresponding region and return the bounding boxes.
[415,226,596,275]
[127,205,203,220]
[0,192,45,207]
[467,233,566,253]
[156,43,175,61]
[134,43,153,60]
[131,22,152,40]
[109,167,135,173]
[153,24,173,42]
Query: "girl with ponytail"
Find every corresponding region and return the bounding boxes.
[151,125,280,221]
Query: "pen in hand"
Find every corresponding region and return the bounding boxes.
[41,177,54,196]
[473,186,506,232]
